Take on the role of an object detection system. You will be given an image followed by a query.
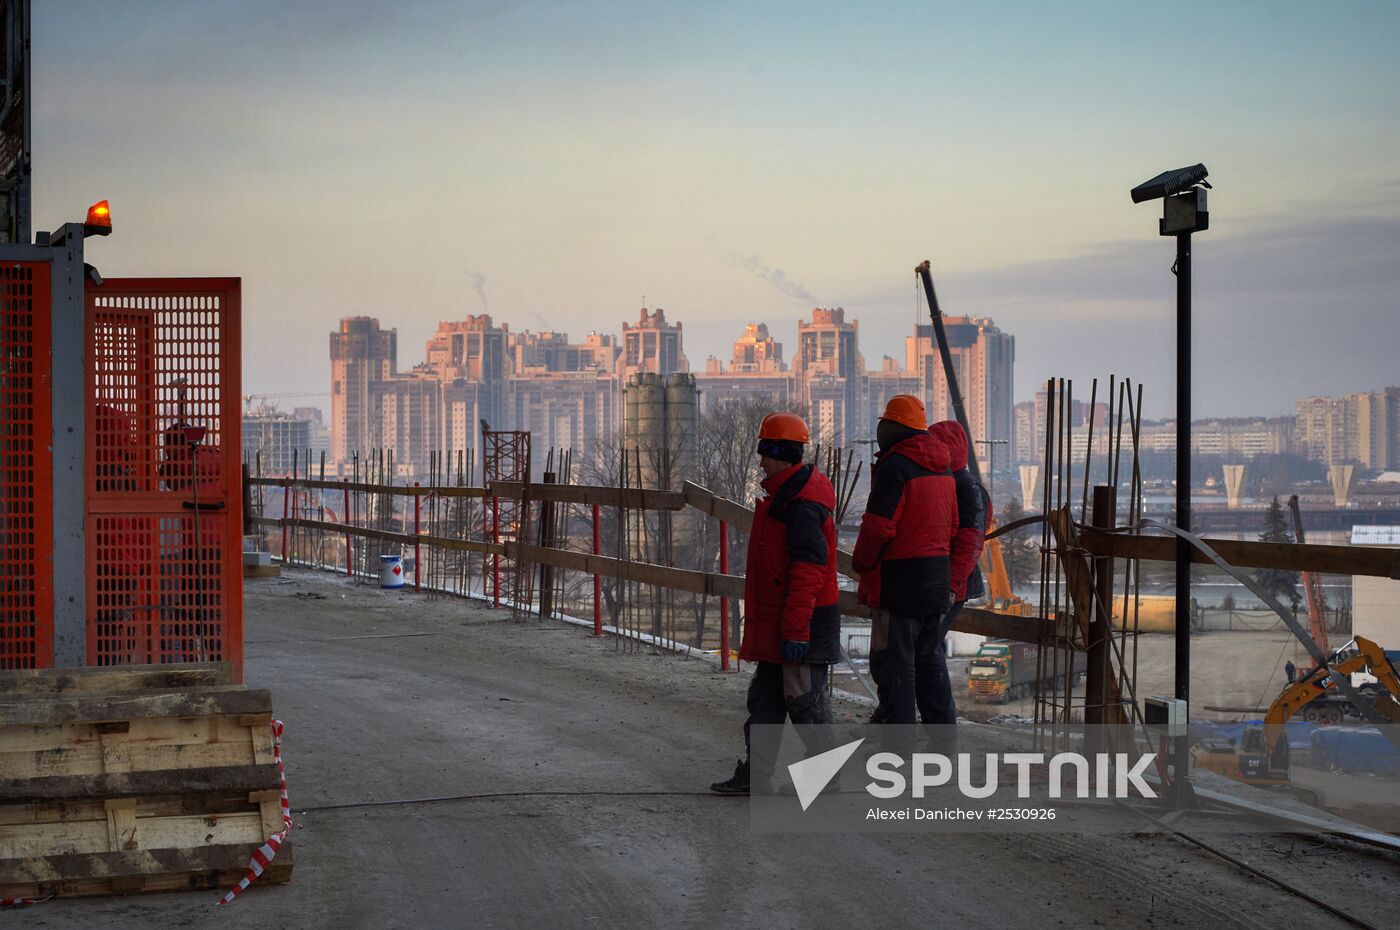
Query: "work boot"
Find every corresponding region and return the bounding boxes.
[710,759,750,795]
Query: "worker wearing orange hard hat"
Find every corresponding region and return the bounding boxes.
[853,395,958,727]
[712,411,839,795]
[925,419,991,725]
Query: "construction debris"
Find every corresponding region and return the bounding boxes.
[0,664,291,900]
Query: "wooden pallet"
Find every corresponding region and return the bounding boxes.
[0,664,291,900]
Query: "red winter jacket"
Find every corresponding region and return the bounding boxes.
[852,432,957,613]
[929,421,990,601]
[740,463,840,665]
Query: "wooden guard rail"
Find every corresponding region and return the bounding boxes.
[506,544,1046,645]
[1078,528,1400,580]
[249,515,501,555]
[248,476,486,497]
[248,476,1397,578]
[247,475,1400,650]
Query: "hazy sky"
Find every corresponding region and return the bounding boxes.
[34,1,1400,418]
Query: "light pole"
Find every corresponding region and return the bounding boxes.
[1131,163,1210,808]
[974,438,1009,505]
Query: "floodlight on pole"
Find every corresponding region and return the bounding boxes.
[1131,162,1210,810]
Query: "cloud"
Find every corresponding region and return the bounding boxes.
[832,200,1400,417]
[946,208,1400,416]
[945,203,1400,317]
[726,252,816,302]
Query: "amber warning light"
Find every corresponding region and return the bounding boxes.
[84,199,112,236]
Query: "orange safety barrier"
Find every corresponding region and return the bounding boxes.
[84,278,244,680]
[0,262,54,669]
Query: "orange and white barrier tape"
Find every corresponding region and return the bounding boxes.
[217,719,293,906]
[0,896,51,907]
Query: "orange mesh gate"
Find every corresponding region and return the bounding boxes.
[0,262,53,669]
[85,278,243,680]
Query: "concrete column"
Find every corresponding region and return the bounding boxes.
[1019,464,1040,511]
[1329,464,1356,508]
[1222,464,1246,509]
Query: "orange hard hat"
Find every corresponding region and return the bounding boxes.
[758,412,810,444]
[880,394,927,432]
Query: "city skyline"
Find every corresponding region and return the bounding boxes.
[34,3,1400,418]
[304,302,1398,479]
[323,306,1014,476]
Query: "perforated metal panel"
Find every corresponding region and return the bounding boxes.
[0,262,52,669]
[85,279,243,679]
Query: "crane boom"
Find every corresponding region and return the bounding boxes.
[914,261,1032,615]
[915,261,980,484]
[1288,494,1330,662]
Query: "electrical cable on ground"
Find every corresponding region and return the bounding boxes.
[298,789,725,815]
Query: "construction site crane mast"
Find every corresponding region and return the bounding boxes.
[915,261,1031,616]
[1288,494,1330,670]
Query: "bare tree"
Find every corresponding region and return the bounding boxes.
[563,396,825,650]
[690,395,815,651]
[695,395,802,506]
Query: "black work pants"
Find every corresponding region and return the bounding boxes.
[870,593,949,725]
[744,661,832,782]
[915,600,963,726]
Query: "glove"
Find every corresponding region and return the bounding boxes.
[781,640,809,664]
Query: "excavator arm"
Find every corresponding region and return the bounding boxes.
[983,521,1013,602]
[1264,636,1400,759]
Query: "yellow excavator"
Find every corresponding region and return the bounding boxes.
[981,522,1035,616]
[1193,636,1400,789]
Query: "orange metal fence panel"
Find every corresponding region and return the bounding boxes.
[0,262,53,669]
[85,279,243,679]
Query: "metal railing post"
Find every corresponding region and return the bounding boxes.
[414,482,422,591]
[592,502,602,636]
[719,519,730,672]
[491,495,501,608]
[280,476,290,563]
[343,481,352,576]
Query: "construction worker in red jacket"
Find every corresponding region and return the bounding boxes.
[711,412,839,795]
[926,420,991,724]
[853,395,958,727]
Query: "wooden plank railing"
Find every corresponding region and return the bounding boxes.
[247,474,1396,649]
[1078,528,1400,580]
[247,476,485,498]
[489,481,685,511]
[249,515,502,555]
[506,538,1052,645]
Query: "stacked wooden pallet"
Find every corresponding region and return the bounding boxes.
[0,664,292,899]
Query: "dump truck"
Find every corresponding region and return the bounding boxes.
[967,640,1086,703]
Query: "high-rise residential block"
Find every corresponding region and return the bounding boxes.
[323,307,1021,481]
[906,317,1014,453]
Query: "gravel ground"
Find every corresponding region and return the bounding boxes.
[23,570,1400,930]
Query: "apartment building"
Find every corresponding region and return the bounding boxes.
[327,308,1017,479]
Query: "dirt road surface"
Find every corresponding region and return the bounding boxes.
[26,571,1400,929]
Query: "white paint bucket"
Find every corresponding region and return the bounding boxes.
[380,554,405,589]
